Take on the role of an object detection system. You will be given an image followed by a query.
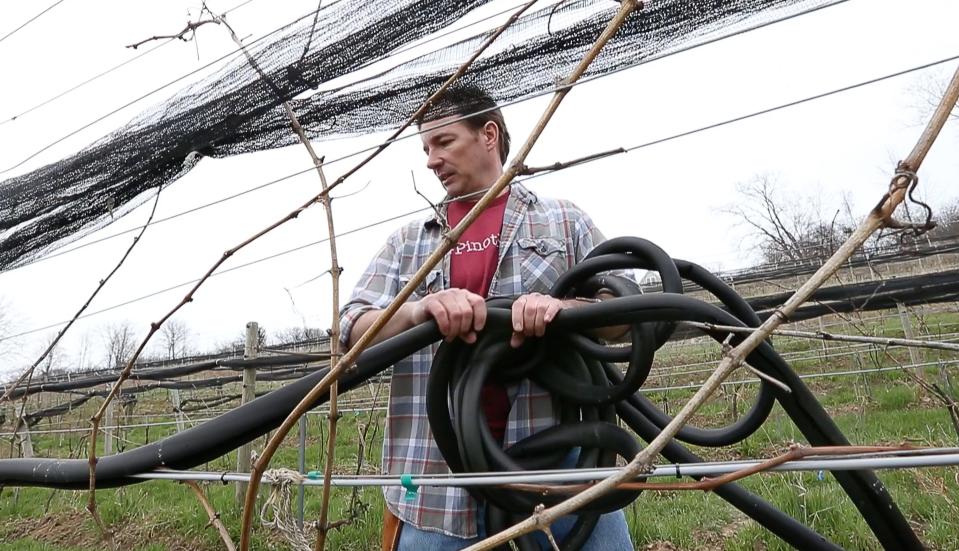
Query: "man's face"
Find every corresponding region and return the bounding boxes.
[420,116,498,197]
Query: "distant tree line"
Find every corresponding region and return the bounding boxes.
[4,318,328,383]
[726,175,959,267]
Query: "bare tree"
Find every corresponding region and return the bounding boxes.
[727,176,959,270]
[273,325,325,346]
[37,332,66,379]
[725,175,845,264]
[925,196,959,241]
[838,192,898,256]
[102,322,138,370]
[158,318,193,360]
[0,297,15,361]
[252,324,268,349]
[911,73,959,125]
[216,324,268,355]
[76,331,92,372]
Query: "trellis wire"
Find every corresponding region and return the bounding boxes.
[640,359,959,394]
[647,341,959,380]
[0,418,217,437]
[127,448,959,487]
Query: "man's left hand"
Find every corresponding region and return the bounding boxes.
[510,292,567,348]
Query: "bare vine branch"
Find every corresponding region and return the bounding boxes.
[126,19,220,49]
[183,480,237,551]
[517,147,626,176]
[4,183,166,539]
[237,1,644,548]
[2,185,164,405]
[283,76,343,551]
[882,349,959,441]
[236,1,561,548]
[210,8,347,547]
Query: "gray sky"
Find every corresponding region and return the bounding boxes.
[1,0,958,374]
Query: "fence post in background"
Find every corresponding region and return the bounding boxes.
[122,396,136,450]
[845,257,857,283]
[17,417,34,459]
[896,304,925,382]
[104,394,115,455]
[236,321,259,505]
[170,389,185,432]
[297,413,307,528]
[914,242,926,272]
[926,235,946,271]
[818,316,829,369]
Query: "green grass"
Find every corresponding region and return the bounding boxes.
[3,314,959,550]
[0,410,386,551]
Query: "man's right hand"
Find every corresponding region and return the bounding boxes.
[411,288,487,343]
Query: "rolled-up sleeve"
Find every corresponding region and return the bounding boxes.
[339,231,402,349]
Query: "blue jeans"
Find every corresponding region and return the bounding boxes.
[397,507,632,550]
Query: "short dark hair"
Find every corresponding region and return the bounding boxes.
[419,84,511,164]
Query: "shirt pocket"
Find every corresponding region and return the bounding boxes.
[399,269,444,299]
[517,237,568,294]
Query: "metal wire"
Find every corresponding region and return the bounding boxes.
[127,448,959,487]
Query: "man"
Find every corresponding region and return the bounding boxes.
[340,85,632,550]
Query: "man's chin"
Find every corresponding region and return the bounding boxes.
[444,182,465,197]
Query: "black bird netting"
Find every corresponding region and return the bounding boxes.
[0,0,833,270]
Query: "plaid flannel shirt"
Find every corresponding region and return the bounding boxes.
[339,183,606,538]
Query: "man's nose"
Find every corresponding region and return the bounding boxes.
[426,150,442,170]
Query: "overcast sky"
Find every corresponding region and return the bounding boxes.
[1,0,957,375]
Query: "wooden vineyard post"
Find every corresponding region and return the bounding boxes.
[236,321,259,504]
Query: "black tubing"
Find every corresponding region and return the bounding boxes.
[612,387,841,550]
[0,321,441,490]
[424,237,920,550]
[0,237,922,550]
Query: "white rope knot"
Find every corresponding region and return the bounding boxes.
[262,467,306,486]
[260,468,312,551]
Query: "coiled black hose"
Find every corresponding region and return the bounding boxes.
[426,237,920,550]
[0,237,921,550]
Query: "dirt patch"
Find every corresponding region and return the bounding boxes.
[689,516,754,551]
[643,542,679,551]
[691,526,724,550]
[1,509,212,550]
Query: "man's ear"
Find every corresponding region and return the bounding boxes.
[482,121,499,153]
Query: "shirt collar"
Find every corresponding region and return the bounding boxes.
[423,181,536,229]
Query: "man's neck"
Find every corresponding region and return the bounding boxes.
[454,168,507,201]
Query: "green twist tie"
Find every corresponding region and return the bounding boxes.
[306,471,322,480]
[400,474,418,501]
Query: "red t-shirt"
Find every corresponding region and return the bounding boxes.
[446,192,511,443]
